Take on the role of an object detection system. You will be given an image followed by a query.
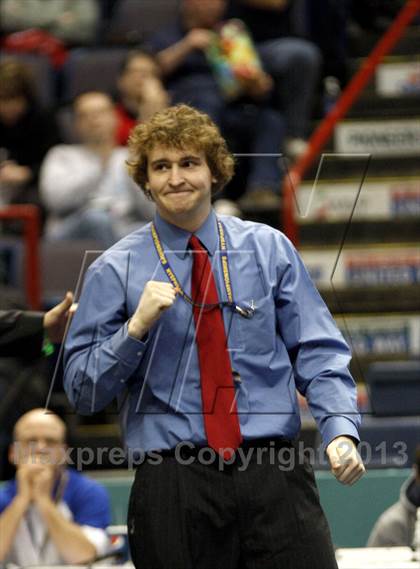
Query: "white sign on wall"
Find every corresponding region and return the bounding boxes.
[336,313,420,357]
[301,245,420,288]
[295,178,420,222]
[376,61,420,96]
[335,119,420,155]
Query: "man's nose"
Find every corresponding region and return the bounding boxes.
[33,439,48,451]
[168,165,184,186]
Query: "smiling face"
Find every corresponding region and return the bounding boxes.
[146,145,215,230]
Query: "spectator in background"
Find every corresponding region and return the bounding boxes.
[115,49,170,146]
[149,0,285,209]
[0,0,100,45]
[40,91,155,247]
[0,59,60,210]
[367,446,420,547]
[0,409,111,565]
[229,0,322,159]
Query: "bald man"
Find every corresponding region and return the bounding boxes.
[0,409,111,566]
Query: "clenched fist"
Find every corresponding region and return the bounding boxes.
[326,436,365,485]
[128,281,178,339]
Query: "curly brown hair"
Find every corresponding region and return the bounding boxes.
[126,104,235,195]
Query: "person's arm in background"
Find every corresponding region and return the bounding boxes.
[137,77,170,122]
[0,292,73,357]
[155,28,213,76]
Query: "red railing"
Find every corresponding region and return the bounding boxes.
[0,205,41,309]
[282,0,420,245]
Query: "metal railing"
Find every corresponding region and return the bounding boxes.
[282,0,420,245]
[0,204,41,309]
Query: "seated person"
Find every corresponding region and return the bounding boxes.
[0,409,111,565]
[40,91,155,247]
[149,0,285,208]
[115,49,169,146]
[367,446,420,547]
[0,59,60,210]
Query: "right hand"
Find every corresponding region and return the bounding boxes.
[16,464,41,504]
[43,291,74,344]
[137,77,170,109]
[185,28,213,51]
[128,281,177,339]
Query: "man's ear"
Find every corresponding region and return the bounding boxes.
[144,182,154,201]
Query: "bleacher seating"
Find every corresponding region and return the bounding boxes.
[105,0,179,44]
[61,47,129,102]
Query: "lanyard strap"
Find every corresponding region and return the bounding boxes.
[150,219,234,307]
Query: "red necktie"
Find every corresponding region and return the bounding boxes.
[189,234,242,459]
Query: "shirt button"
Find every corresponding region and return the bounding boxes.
[137,351,142,356]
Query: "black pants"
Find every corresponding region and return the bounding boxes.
[127,441,338,569]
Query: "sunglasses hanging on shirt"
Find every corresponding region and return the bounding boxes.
[151,220,256,319]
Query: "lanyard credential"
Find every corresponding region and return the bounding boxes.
[150,220,255,318]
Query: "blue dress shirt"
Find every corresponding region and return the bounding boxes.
[64,210,360,452]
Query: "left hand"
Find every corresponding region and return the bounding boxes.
[326,436,365,485]
[43,291,75,344]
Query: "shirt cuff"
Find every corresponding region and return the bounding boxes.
[80,525,111,558]
[110,322,148,365]
[321,416,360,449]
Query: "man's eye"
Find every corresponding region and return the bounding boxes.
[155,163,168,171]
[183,160,196,168]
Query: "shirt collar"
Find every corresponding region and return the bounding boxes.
[153,209,219,259]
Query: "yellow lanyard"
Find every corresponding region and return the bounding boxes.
[150,220,254,318]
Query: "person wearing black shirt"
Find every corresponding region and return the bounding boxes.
[0,59,60,210]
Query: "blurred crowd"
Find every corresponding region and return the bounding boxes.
[0,0,407,242]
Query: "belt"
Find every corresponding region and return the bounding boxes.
[147,437,294,461]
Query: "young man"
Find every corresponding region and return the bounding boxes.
[64,104,364,569]
[0,409,111,565]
